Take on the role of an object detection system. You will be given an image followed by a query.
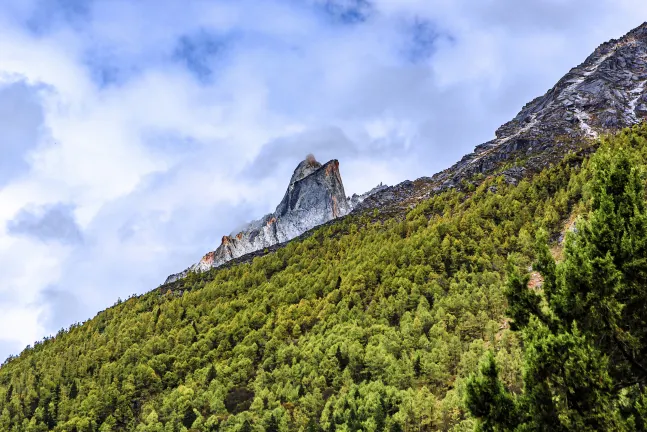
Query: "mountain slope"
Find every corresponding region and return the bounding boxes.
[0,138,594,431]
[2,23,647,432]
[357,21,647,214]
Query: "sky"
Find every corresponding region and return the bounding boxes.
[0,0,646,361]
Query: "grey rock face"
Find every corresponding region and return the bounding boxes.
[349,182,388,208]
[165,156,351,283]
[441,22,647,182]
[356,22,647,214]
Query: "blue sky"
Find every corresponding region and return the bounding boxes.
[0,0,646,360]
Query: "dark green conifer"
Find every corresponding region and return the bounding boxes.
[265,413,280,432]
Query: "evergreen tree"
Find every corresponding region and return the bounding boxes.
[335,346,348,370]
[182,406,197,429]
[389,421,403,432]
[239,419,253,432]
[69,381,78,399]
[306,418,322,432]
[465,351,517,432]
[205,365,216,384]
[413,356,422,378]
[265,413,280,432]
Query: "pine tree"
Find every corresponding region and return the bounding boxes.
[374,396,386,432]
[551,145,647,385]
[465,351,517,432]
[389,421,403,432]
[413,356,422,377]
[265,413,280,432]
[239,419,253,432]
[205,365,216,385]
[335,346,348,370]
[306,418,322,432]
[182,406,197,429]
[69,381,78,399]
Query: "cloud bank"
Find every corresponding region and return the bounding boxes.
[0,0,646,360]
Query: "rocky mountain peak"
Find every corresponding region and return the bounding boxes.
[165,156,353,283]
[440,22,647,179]
[289,154,322,186]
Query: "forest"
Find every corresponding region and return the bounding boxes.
[1,125,646,431]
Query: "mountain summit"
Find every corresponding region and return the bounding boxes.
[165,155,351,283]
[458,21,647,172]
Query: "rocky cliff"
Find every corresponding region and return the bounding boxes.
[453,21,647,177]
[356,21,647,213]
[166,155,352,283]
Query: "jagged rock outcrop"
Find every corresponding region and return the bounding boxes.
[349,183,388,208]
[356,22,647,213]
[166,155,351,283]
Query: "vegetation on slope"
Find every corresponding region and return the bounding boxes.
[1,125,646,431]
[467,128,647,431]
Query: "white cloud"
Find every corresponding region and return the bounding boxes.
[0,0,646,360]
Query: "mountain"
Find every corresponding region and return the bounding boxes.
[165,21,647,281]
[2,22,647,432]
[357,21,647,214]
[166,155,352,283]
[170,22,647,284]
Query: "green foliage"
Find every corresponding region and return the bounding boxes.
[6,124,642,431]
[503,258,541,331]
[465,352,516,432]
[466,125,647,431]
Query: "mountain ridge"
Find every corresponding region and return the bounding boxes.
[163,22,647,286]
[163,22,647,287]
[354,21,647,214]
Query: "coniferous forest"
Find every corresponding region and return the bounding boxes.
[2,125,647,431]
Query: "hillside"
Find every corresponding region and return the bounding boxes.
[2,23,647,432]
[0,126,639,431]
